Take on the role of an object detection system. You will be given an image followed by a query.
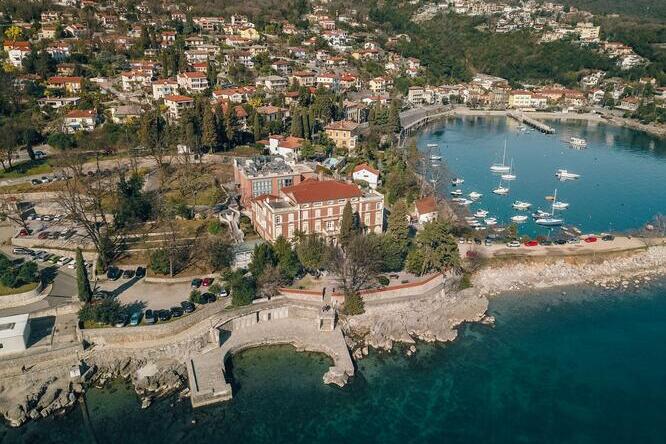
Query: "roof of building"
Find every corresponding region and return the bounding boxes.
[164,94,194,102]
[325,120,359,131]
[65,109,96,118]
[281,179,361,204]
[0,314,29,339]
[415,196,437,215]
[353,163,379,176]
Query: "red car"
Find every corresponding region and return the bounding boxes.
[202,277,214,287]
[524,240,539,247]
[38,232,49,239]
[584,236,598,243]
[17,228,31,237]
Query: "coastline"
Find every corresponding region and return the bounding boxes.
[436,107,666,139]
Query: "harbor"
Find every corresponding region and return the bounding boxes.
[507,111,556,134]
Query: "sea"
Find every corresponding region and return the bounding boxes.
[417,116,666,236]
[2,280,666,443]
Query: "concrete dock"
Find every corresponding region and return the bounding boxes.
[187,317,354,408]
[507,112,555,134]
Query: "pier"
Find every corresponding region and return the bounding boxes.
[507,112,555,134]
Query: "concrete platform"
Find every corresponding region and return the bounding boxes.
[187,317,354,408]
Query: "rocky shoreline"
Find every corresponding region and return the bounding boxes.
[3,246,666,427]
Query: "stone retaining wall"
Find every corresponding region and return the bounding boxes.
[0,282,46,310]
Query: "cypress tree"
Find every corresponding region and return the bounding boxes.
[224,104,238,148]
[201,105,218,152]
[291,109,304,138]
[302,112,311,140]
[76,248,92,303]
[253,112,262,142]
[339,201,355,248]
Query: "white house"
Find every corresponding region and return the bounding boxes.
[63,109,97,133]
[264,135,305,158]
[414,196,438,224]
[352,163,380,189]
[0,314,31,355]
[177,71,209,93]
[152,78,178,100]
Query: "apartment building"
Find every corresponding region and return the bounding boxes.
[46,76,83,94]
[177,71,209,93]
[152,78,178,100]
[233,157,316,207]
[63,109,97,133]
[163,95,194,120]
[250,178,384,242]
[325,120,360,150]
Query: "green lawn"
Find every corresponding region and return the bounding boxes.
[0,281,38,296]
[0,159,53,179]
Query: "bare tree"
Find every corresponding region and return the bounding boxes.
[327,234,383,298]
[0,197,30,231]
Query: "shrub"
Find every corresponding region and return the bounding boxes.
[208,220,222,235]
[189,289,204,304]
[377,275,390,286]
[342,292,364,315]
[78,299,123,325]
[209,283,222,295]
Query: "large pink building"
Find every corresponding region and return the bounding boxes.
[233,157,315,208]
[250,178,384,242]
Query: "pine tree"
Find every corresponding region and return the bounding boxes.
[302,112,311,139]
[76,248,92,303]
[224,104,238,148]
[308,108,316,136]
[215,104,227,149]
[387,200,410,251]
[339,201,355,248]
[206,60,217,88]
[388,100,401,134]
[201,105,218,152]
[291,109,304,138]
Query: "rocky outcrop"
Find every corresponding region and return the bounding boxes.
[344,286,489,354]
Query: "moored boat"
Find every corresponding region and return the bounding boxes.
[511,215,528,223]
[556,169,581,180]
[474,209,489,218]
[469,191,483,200]
[512,201,531,210]
[450,189,463,196]
[569,137,587,148]
[451,178,464,186]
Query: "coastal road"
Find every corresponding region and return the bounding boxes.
[459,236,650,259]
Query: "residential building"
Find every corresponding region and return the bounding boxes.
[407,86,425,105]
[325,120,360,150]
[47,76,83,94]
[414,196,438,224]
[4,41,31,67]
[369,76,393,94]
[508,90,533,109]
[264,135,305,158]
[163,95,194,120]
[63,109,97,133]
[233,156,315,207]
[352,163,380,189]
[255,75,288,93]
[177,71,209,93]
[152,78,178,100]
[250,178,384,242]
[290,71,316,87]
[110,105,142,124]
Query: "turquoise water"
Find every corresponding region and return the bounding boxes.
[417,117,666,236]
[3,280,666,443]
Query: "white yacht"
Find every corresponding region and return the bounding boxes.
[569,137,587,148]
[552,201,570,210]
[451,178,464,186]
[512,201,532,210]
[490,141,511,173]
[430,155,442,161]
[556,169,581,180]
[492,179,509,195]
[511,215,528,223]
[501,159,517,181]
[427,143,438,148]
[484,218,498,226]
[532,209,551,219]
[469,191,483,200]
[474,209,489,218]
[535,189,564,226]
[450,189,463,196]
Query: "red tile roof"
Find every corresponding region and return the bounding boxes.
[164,94,194,103]
[325,120,359,131]
[353,163,379,176]
[281,179,361,204]
[415,196,437,215]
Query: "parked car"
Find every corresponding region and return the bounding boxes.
[554,239,567,245]
[113,314,128,328]
[170,306,184,318]
[106,267,122,280]
[191,278,203,288]
[218,287,228,298]
[17,228,31,237]
[584,236,598,243]
[135,266,146,278]
[204,293,217,303]
[484,239,493,246]
[524,240,539,247]
[31,178,42,186]
[144,309,157,324]
[157,310,171,322]
[38,232,49,239]
[202,277,213,287]
[539,240,553,246]
[122,269,135,279]
[181,301,195,313]
[602,234,615,241]
[567,238,581,244]
[129,311,142,326]
[506,241,521,248]
[12,247,30,255]
[473,238,482,245]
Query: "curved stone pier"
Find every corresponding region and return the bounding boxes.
[187,316,353,408]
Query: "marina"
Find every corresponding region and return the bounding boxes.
[418,116,666,235]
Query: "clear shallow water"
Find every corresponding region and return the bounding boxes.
[3,280,666,443]
[417,117,666,236]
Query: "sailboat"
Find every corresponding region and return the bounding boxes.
[535,189,564,226]
[493,178,509,195]
[501,159,517,181]
[490,140,511,173]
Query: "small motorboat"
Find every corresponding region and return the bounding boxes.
[469,221,482,228]
[532,209,551,219]
[556,169,581,180]
[457,199,473,206]
[451,178,464,186]
[511,215,528,223]
[569,137,587,148]
[430,155,442,161]
[552,201,570,210]
[469,191,483,200]
[512,201,531,210]
[450,189,463,196]
[474,209,489,218]
[427,143,438,148]
[484,218,498,226]
[545,195,555,201]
